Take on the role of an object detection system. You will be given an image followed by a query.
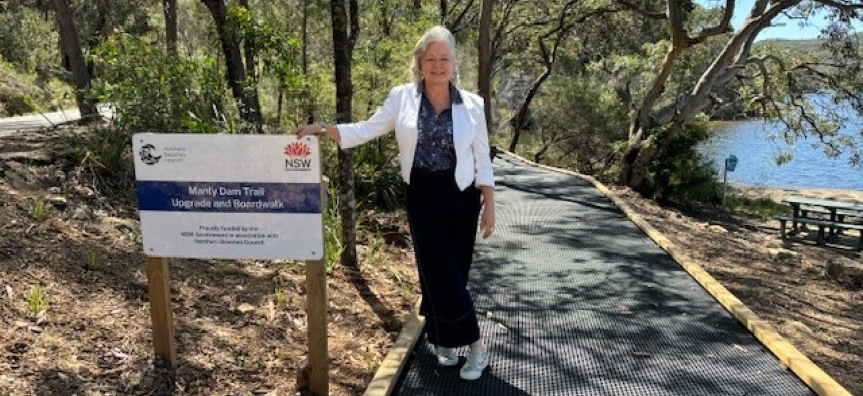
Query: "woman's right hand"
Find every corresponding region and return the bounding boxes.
[293,124,341,143]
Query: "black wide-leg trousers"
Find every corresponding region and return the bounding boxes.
[406,170,482,348]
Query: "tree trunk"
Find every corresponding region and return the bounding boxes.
[52,0,97,119]
[619,127,658,195]
[478,0,494,132]
[238,0,257,83]
[163,0,178,56]
[201,0,262,133]
[331,0,359,269]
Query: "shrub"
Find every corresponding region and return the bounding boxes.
[648,120,722,204]
[91,33,228,134]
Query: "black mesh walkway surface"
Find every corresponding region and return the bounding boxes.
[392,154,814,396]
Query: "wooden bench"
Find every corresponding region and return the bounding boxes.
[774,215,863,251]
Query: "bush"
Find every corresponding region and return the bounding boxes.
[66,124,135,198]
[523,76,629,174]
[91,33,229,134]
[648,120,722,204]
[0,5,59,73]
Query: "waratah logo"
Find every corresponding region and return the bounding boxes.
[284,141,312,171]
[284,141,312,158]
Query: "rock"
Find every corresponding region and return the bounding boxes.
[46,195,68,209]
[70,205,93,221]
[707,224,729,233]
[47,187,61,194]
[237,303,256,313]
[825,256,863,288]
[779,320,814,337]
[768,248,798,260]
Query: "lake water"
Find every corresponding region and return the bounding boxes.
[700,120,863,191]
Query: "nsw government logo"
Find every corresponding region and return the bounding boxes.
[284,141,312,171]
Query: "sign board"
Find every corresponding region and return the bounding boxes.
[133,133,323,260]
[726,155,738,172]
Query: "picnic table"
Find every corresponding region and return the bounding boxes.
[774,195,863,251]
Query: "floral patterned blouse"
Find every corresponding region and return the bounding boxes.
[412,82,462,172]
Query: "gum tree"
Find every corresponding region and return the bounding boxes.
[617,0,863,194]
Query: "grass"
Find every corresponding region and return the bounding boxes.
[274,281,287,306]
[726,194,792,218]
[31,199,47,222]
[28,284,48,317]
[84,250,100,271]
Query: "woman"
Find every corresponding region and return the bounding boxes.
[294,25,495,381]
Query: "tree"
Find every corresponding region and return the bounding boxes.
[163,0,177,56]
[200,0,263,133]
[331,0,360,269]
[441,0,478,32]
[478,0,494,130]
[617,0,863,194]
[52,0,97,118]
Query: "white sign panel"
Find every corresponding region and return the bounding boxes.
[133,133,323,260]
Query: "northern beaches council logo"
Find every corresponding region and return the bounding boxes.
[284,141,312,171]
[138,143,162,165]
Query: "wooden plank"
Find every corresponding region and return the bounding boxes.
[146,256,176,368]
[306,258,328,396]
[773,215,863,231]
[362,312,425,396]
[782,195,863,212]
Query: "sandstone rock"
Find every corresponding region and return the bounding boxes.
[237,303,256,313]
[46,195,67,208]
[70,205,93,221]
[768,248,798,260]
[825,256,863,288]
[707,224,729,233]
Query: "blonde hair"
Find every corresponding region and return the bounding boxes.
[409,26,459,84]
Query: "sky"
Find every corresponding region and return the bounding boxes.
[695,0,863,41]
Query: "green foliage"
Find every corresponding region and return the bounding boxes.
[84,250,101,272]
[725,195,791,218]
[92,33,228,134]
[353,136,405,211]
[28,284,48,317]
[227,3,308,128]
[648,120,722,204]
[31,199,47,223]
[66,125,135,194]
[324,183,344,273]
[0,59,69,117]
[274,281,287,306]
[0,4,59,72]
[525,75,629,175]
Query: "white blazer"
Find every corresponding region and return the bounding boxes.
[337,83,495,191]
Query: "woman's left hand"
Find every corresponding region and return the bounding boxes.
[480,201,495,239]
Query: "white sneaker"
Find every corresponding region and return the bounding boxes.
[435,346,458,367]
[459,348,489,380]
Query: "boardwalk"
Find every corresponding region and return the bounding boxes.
[388,154,816,396]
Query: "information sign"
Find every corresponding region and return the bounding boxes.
[133,133,323,260]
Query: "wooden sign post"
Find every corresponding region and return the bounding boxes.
[306,258,328,396]
[146,256,176,367]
